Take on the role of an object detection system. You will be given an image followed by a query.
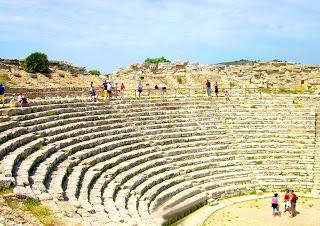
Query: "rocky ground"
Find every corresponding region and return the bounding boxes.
[0,193,42,226]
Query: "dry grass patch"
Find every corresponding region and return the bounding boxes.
[23,198,60,226]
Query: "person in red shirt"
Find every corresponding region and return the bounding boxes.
[284,190,291,213]
[120,83,125,98]
[290,190,297,217]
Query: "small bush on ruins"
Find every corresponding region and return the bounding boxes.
[23,52,49,73]
[144,57,171,64]
[88,70,101,75]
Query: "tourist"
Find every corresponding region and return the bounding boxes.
[103,80,108,100]
[137,83,143,98]
[271,193,280,217]
[214,81,219,97]
[114,82,119,98]
[107,82,112,99]
[0,83,5,107]
[120,82,125,98]
[155,84,159,89]
[17,92,29,107]
[206,80,211,97]
[284,190,291,213]
[225,90,230,101]
[90,82,97,102]
[290,190,297,217]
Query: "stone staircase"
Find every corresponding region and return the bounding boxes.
[0,95,319,225]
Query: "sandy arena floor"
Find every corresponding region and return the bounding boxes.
[203,197,320,226]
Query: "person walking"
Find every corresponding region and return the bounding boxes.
[271,193,280,217]
[103,80,108,100]
[0,84,5,107]
[137,83,143,98]
[206,80,211,97]
[214,81,219,97]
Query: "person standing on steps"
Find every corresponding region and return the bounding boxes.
[137,82,143,98]
[214,81,219,97]
[103,80,108,100]
[106,82,112,100]
[90,81,97,102]
[224,90,230,101]
[120,82,125,98]
[0,83,5,107]
[206,80,211,97]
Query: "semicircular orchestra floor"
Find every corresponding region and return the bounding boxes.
[203,197,320,226]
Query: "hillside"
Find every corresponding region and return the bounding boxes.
[0,59,103,89]
[1,58,320,94]
[111,61,320,92]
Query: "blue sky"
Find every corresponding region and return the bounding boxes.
[0,0,319,73]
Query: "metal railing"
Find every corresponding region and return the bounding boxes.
[4,86,319,100]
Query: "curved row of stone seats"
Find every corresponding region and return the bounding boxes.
[60,107,230,224]
[219,98,316,192]
[0,96,318,225]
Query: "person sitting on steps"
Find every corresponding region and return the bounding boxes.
[17,92,29,107]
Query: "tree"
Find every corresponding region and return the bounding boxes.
[88,70,101,76]
[144,57,170,64]
[23,52,49,73]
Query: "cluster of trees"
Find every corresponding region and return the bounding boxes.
[144,57,170,64]
[88,70,101,76]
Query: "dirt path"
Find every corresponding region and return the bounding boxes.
[203,197,320,226]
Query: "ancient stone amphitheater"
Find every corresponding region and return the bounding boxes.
[0,94,319,225]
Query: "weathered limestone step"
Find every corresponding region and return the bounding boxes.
[0,127,28,147]
[1,138,44,178]
[0,133,36,161]
[0,121,18,133]
[36,134,144,196]
[15,144,57,187]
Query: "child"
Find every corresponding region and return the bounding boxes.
[271,193,280,217]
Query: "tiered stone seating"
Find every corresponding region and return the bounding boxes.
[0,95,318,225]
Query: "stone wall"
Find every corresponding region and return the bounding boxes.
[112,61,320,91]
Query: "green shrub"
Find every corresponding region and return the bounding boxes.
[144,57,170,64]
[88,70,101,76]
[23,52,49,73]
[177,76,183,84]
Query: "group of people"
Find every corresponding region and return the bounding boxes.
[271,190,298,218]
[0,83,28,107]
[205,80,230,100]
[89,81,126,102]
[90,81,146,102]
